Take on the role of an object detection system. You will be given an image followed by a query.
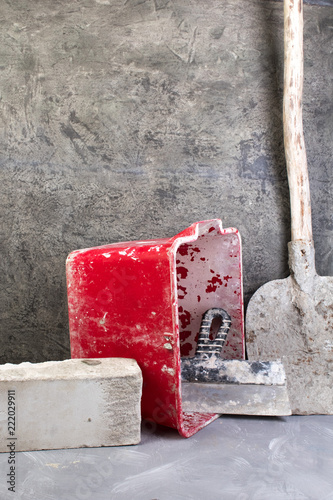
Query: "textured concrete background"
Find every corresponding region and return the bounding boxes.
[0,0,332,364]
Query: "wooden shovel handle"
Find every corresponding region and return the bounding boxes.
[283,0,312,242]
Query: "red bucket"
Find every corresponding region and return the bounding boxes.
[66,219,244,437]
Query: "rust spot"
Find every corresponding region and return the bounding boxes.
[298,0,302,13]
[246,330,255,343]
[296,133,302,149]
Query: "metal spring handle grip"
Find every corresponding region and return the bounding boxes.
[195,308,231,356]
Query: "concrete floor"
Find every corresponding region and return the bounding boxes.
[0,414,332,500]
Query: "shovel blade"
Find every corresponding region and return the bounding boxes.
[246,243,333,414]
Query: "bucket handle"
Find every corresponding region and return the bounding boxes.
[195,308,231,356]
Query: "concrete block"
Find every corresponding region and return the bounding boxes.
[0,358,142,452]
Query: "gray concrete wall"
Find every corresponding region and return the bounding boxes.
[0,0,332,364]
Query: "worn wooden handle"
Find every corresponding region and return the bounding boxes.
[283,0,312,241]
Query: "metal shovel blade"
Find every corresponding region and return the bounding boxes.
[246,241,333,415]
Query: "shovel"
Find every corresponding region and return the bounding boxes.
[246,0,333,414]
